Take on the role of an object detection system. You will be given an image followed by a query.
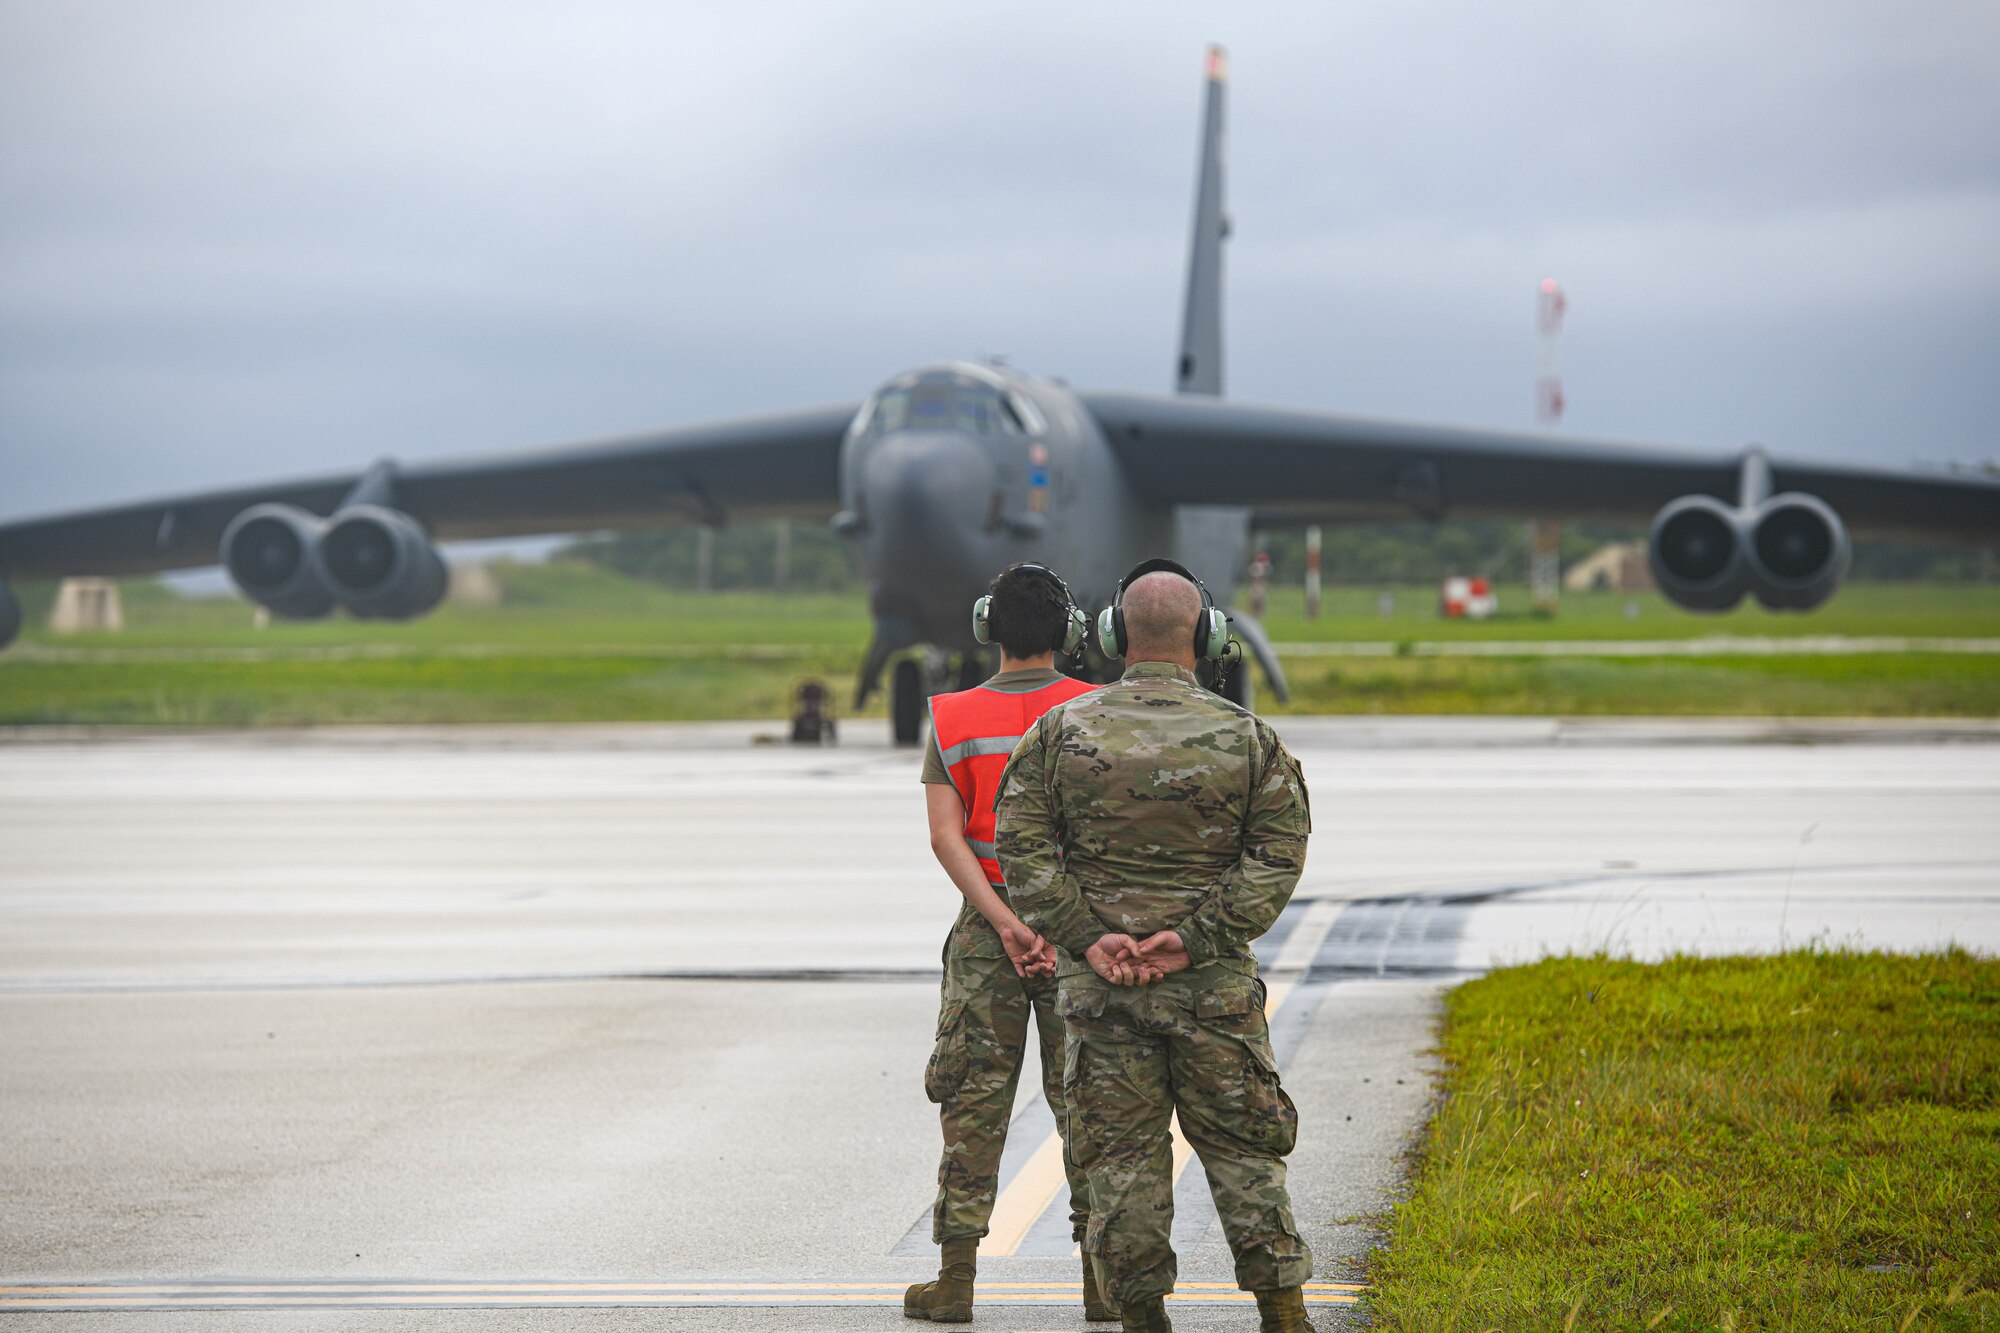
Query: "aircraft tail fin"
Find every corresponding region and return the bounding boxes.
[1176,45,1229,396]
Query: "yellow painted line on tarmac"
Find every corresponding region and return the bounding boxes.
[978,1130,1072,1258]
[0,1282,1366,1294]
[982,898,1343,1258]
[0,1279,1364,1310]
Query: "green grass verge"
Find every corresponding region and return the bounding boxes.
[1367,951,2000,1331]
[8,649,1991,726]
[1259,581,2000,643]
[3,567,1997,724]
[0,650,877,726]
[1268,654,2000,717]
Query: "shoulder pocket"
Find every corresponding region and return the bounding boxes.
[1287,754,1312,837]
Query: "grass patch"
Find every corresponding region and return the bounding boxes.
[0,650,879,727]
[1259,582,2000,642]
[1368,950,2000,1331]
[1270,654,2000,717]
[12,563,871,652]
[3,568,1998,724]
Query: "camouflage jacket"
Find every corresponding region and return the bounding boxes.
[994,661,1311,974]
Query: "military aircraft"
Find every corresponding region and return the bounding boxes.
[3,45,1996,742]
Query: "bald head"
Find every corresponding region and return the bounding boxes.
[1121,570,1203,664]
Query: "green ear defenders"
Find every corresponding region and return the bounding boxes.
[973,562,1089,657]
[1097,557,1230,660]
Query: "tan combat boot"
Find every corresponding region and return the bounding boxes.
[903,1236,977,1323]
[1082,1254,1119,1322]
[1119,1294,1173,1333]
[1254,1285,1317,1333]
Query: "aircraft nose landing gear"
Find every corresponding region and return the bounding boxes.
[890,649,993,746]
[891,658,926,746]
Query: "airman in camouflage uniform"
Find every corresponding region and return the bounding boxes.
[996,567,1316,1333]
[919,812,1090,1249]
[908,563,1111,1325]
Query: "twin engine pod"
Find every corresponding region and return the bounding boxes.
[220,503,448,621]
[314,504,448,619]
[1648,492,1850,612]
[220,504,335,618]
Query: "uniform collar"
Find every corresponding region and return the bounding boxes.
[980,666,1067,692]
[1122,661,1200,686]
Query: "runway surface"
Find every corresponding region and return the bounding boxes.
[2,717,1995,1331]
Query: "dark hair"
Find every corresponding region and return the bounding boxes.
[986,564,1071,659]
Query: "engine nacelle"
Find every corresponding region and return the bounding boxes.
[0,580,21,649]
[1647,494,1748,611]
[1649,491,1850,613]
[220,503,337,619]
[1744,493,1850,611]
[314,504,448,620]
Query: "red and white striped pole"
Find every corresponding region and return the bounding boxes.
[1531,279,1567,613]
[1304,525,1322,620]
[1536,278,1566,425]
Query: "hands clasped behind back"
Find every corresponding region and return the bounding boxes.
[1083,930,1192,986]
[998,920,1058,978]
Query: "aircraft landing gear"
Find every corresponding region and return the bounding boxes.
[892,658,925,746]
[885,649,1001,745]
[1208,656,1256,716]
[1219,662,1256,713]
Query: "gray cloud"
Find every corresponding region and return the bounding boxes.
[3,0,1997,526]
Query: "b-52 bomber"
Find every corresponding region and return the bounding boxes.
[2,46,1996,742]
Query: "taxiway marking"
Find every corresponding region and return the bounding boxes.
[1271,635,2000,657]
[0,1279,1365,1310]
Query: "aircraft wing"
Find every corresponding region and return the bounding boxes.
[0,403,860,580]
[1082,391,2000,545]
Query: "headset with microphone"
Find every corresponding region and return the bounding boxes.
[972,563,1089,658]
[1096,557,1231,663]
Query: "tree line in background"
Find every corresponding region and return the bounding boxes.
[560,520,1992,593]
[563,521,860,592]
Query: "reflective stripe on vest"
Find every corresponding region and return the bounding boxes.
[928,676,1097,885]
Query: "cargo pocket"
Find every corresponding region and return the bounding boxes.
[1057,987,1109,1169]
[1239,1029,1298,1156]
[1195,981,1297,1157]
[1195,982,1260,1022]
[923,999,970,1104]
[1055,985,1109,1022]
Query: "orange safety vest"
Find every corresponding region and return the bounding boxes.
[929,675,1097,885]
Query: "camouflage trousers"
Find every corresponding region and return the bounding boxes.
[923,902,1090,1243]
[1056,965,1312,1305]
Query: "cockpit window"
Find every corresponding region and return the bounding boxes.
[1005,391,1045,436]
[862,373,1018,437]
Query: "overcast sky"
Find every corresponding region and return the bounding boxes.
[3,0,1997,527]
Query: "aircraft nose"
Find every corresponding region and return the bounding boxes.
[857,430,1000,629]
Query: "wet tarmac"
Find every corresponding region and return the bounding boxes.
[3,718,1995,1330]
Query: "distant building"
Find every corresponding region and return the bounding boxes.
[48,578,123,633]
[448,562,503,607]
[1564,542,1655,593]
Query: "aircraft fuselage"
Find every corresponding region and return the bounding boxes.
[838,361,1248,670]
